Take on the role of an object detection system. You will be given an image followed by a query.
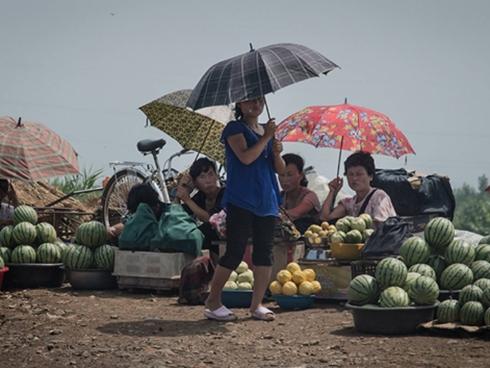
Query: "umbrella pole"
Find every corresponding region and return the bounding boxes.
[330,135,344,211]
[264,96,272,120]
[194,119,216,162]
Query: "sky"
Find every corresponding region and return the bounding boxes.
[1,0,490,189]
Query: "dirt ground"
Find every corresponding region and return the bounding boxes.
[0,287,489,368]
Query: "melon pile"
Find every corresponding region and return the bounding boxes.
[62,221,115,271]
[330,214,375,245]
[223,261,254,291]
[303,222,337,247]
[0,205,66,264]
[268,262,321,296]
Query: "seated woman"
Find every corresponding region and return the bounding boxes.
[0,179,18,226]
[176,157,225,256]
[278,154,321,233]
[320,151,396,228]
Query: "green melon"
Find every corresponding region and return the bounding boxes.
[481,288,490,308]
[403,272,421,292]
[36,222,57,244]
[424,217,455,251]
[36,243,61,263]
[479,236,490,244]
[375,257,408,289]
[11,245,36,263]
[348,274,380,305]
[75,221,107,248]
[408,275,439,305]
[460,301,485,326]
[459,285,483,304]
[0,256,4,269]
[445,239,475,265]
[427,255,447,281]
[485,307,490,326]
[12,222,37,245]
[379,286,410,308]
[0,246,11,264]
[400,237,430,267]
[474,278,490,292]
[335,218,351,233]
[440,263,474,290]
[60,243,76,264]
[0,225,15,248]
[64,245,93,269]
[344,229,363,244]
[437,299,460,323]
[94,244,115,271]
[13,205,38,225]
[350,218,366,232]
[475,244,490,262]
[359,213,373,229]
[470,260,490,280]
[408,264,436,281]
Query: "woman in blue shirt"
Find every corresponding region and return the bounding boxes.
[204,97,285,322]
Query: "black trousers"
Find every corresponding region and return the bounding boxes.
[219,204,276,270]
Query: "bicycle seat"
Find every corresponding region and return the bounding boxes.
[137,138,166,153]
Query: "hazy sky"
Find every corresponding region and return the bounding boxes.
[1,0,489,189]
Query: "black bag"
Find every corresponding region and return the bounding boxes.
[372,169,456,220]
[361,217,412,259]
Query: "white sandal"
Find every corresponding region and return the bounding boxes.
[204,305,237,321]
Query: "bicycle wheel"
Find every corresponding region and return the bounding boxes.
[101,169,146,228]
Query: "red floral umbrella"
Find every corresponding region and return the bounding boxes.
[276,102,415,158]
[0,116,79,181]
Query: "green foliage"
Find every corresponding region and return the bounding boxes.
[453,176,490,235]
[49,167,103,202]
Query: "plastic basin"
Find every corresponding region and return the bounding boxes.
[67,269,118,290]
[330,242,364,261]
[438,289,460,302]
[346,302,438,334]
[3,263,64,289]
[273,294,314,310]
[221,290,253,308]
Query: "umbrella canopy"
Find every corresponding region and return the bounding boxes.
[276,103,415,158]
[186,43,339,110]
[0,116,79,181]
[139,89,234,163]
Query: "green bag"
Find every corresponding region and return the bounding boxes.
[119,203,203,256]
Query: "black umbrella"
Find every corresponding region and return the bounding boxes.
[186,43,339,115]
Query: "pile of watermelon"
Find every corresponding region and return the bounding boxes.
[62,220,115,271]
[330,213,375,244]
[0,205,67,264]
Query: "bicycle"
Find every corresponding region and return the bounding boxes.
[100,138,193,228]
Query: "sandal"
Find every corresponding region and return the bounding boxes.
[251,306,275,321]
[204,305,237,322]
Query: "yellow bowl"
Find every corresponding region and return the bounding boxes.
[330,242,365,261]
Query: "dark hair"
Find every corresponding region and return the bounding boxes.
[344,151,375,177]
[126,183,160,213]
[189,158,217,180]
[0,179,8,194]
[234,104,243,120]
[282,153,308,187]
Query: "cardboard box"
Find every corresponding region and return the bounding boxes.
[299,260,351,300]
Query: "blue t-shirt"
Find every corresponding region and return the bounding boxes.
[220,120,281,217]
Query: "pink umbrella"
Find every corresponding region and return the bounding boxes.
[0,116,79,181]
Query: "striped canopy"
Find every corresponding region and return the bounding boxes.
[187,43,339,110]
[0,116,79,181]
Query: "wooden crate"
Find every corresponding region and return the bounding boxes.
[299,259,351,300]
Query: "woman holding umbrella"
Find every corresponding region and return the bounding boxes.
[320,151,396,228]
[204,97,286,322]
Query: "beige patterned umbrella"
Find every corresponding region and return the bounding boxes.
[0,116,79,181]
[139,89,234,163]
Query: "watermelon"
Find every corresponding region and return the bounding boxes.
[470,260,490,280]
[460,301,485,326]
[344,229,363,244]
[408,264,436,280]
[350,218,366,232]
[0,246,11,263]
[12,205,38,225]
[12,222,37,245]
[359,213,373,229]
[335,218,351,233]
[445,239,475,265]
[424,217,455,251]
[0,256,4,269]
[11,245,36,263]
[403,272,421,292]
[363,229,374,241]
[0,225,15,248]
[440,263,474,290]
[375,257,408,288]
[94,244,115,271]
[408,275,439,305]
[60,243,76,264]
[36,243,61,263]
[485,307,490,326]
[481,288,490,308]
[400,237,430,267]
[75,221,107,248]
[348,274,380,305]
[459,285,483,304]
[437,299,460,323]
[379,286,410,308]
[64,245,94,269]
[479,236,490,244]
[427,255,447,281]
[36,222,57,244]
[474,278,490,292]
[475,244,490,262]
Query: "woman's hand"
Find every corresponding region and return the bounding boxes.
[272,139,283,155]
[328,177,343,193]
[263,118,276,140]
[176,182,191,202]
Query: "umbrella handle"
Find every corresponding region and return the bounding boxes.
[330,136,344,211]
[264,96,272,120]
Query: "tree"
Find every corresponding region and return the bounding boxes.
[453,176,490,235]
